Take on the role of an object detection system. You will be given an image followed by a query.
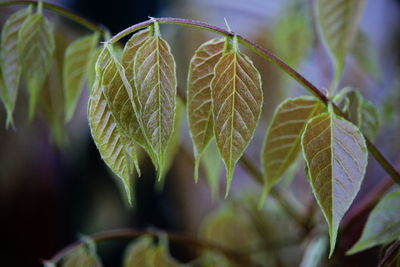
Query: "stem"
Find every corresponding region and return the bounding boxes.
[0,0,107,34]
[47,228,257,266]
[108,17,400,186]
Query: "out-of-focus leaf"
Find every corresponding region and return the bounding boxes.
[147,244,181,267]
[261,96,324,199]
[202,140,223,200]
[211,39,263,196]
[190,252,230,267]
[121,28,151,146]
[335,89,380,140]
[62,247,102,267]
[187,38,226,181]
[352,31,381,81]
[88,48,137,205]
[18,12,55,119]
[123,236,154,267]
[63,33,99,121]
[87,47,102,90]
[0,5,32,127]
[347,189,400,255]
[301,109,368,256]
[133,29,177,180]
[315,0,366,86]
[273,2,311,67]
[299,235,328,267]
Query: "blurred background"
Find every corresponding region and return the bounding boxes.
[0,0,399,266]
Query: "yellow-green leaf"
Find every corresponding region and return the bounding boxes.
[202,140,223,200]
[315,0,366,85]
[18,12,55,119]
[87,47,102,91]
[211,40,263,196]
[123,236,154,267]
[133,31,177,179]
[347,189,400,255]
[63,33,99,121]
[0,5,32,127]
[121,28,152,153]
[148,244,181,267]
[62,247,102,267]
[301,110,368,256]
[88,52,137,205]
[261,96,324,199]
[187,38,226,182]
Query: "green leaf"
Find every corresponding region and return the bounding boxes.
[64,33,99,121]
[301,109,368,256]
[133,29,177,180]
[347,189,400,255]
[336,89,380,141]
[121,28,151,146]
[299,235,328,267]
[123,236,154,267]
[62,247,102,267]
[261,96,324,199]
[0,5,33,127]
[273,2,311,68]
[202,140,223,200]
[18,12,55,119]
[352,31,381,81]
[211,38,263,196]
[315,0,366,87]
[88,48,138,205]
[87,47,102,91]
[187,38,227,182]
[147,244,181,267]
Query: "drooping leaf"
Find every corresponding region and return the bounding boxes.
[147,244,181,267]
[335,89,380,141]
[121,28,151,146]
[0,5,33,127]
[63,33,99,121]
[187,38,227,182]
[273,1,311,68]
[62,247,102,267]
[261,96,325,199]
[18,12,55,119]
[190,252,230,267]
[123,236,154,267]
[315,0,366,86]
[299,235,328,267]
[347,189,400,255]
[202,140,223,200]
[211,39,263,196]
[352,30,381,81]
[133,29,177,179]
[301,109,368,256]
[88,50,137,205]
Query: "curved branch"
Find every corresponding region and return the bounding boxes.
[46,228,258,266]
[108,17,400,186]
[0,0,107,34]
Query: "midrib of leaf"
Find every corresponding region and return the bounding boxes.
[155,36,163,173]
[227,50,238,184]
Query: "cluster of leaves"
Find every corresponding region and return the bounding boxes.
[0,2,99,141]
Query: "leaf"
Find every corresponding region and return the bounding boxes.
[133,30,177,179]
[336,89,380,141]
[273,2,311,68]
[87,47,102,91]
[299,235,328,267]
[211,39,263,196]
[347,189,400,255]
[301,109,368,256]
[315,0,366,84]
[187,38,227,182]
[121,28,150,146]
[147,244,181,267]
[18,12,55,119]
[64,33,99,121]
[88,49,137,205]
[261,96,325,199]
[62,247,102,267]
[202,140,223,200]
[123,236,154,267]
[0,5,33,127]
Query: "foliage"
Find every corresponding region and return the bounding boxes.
[0,0,398,266]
